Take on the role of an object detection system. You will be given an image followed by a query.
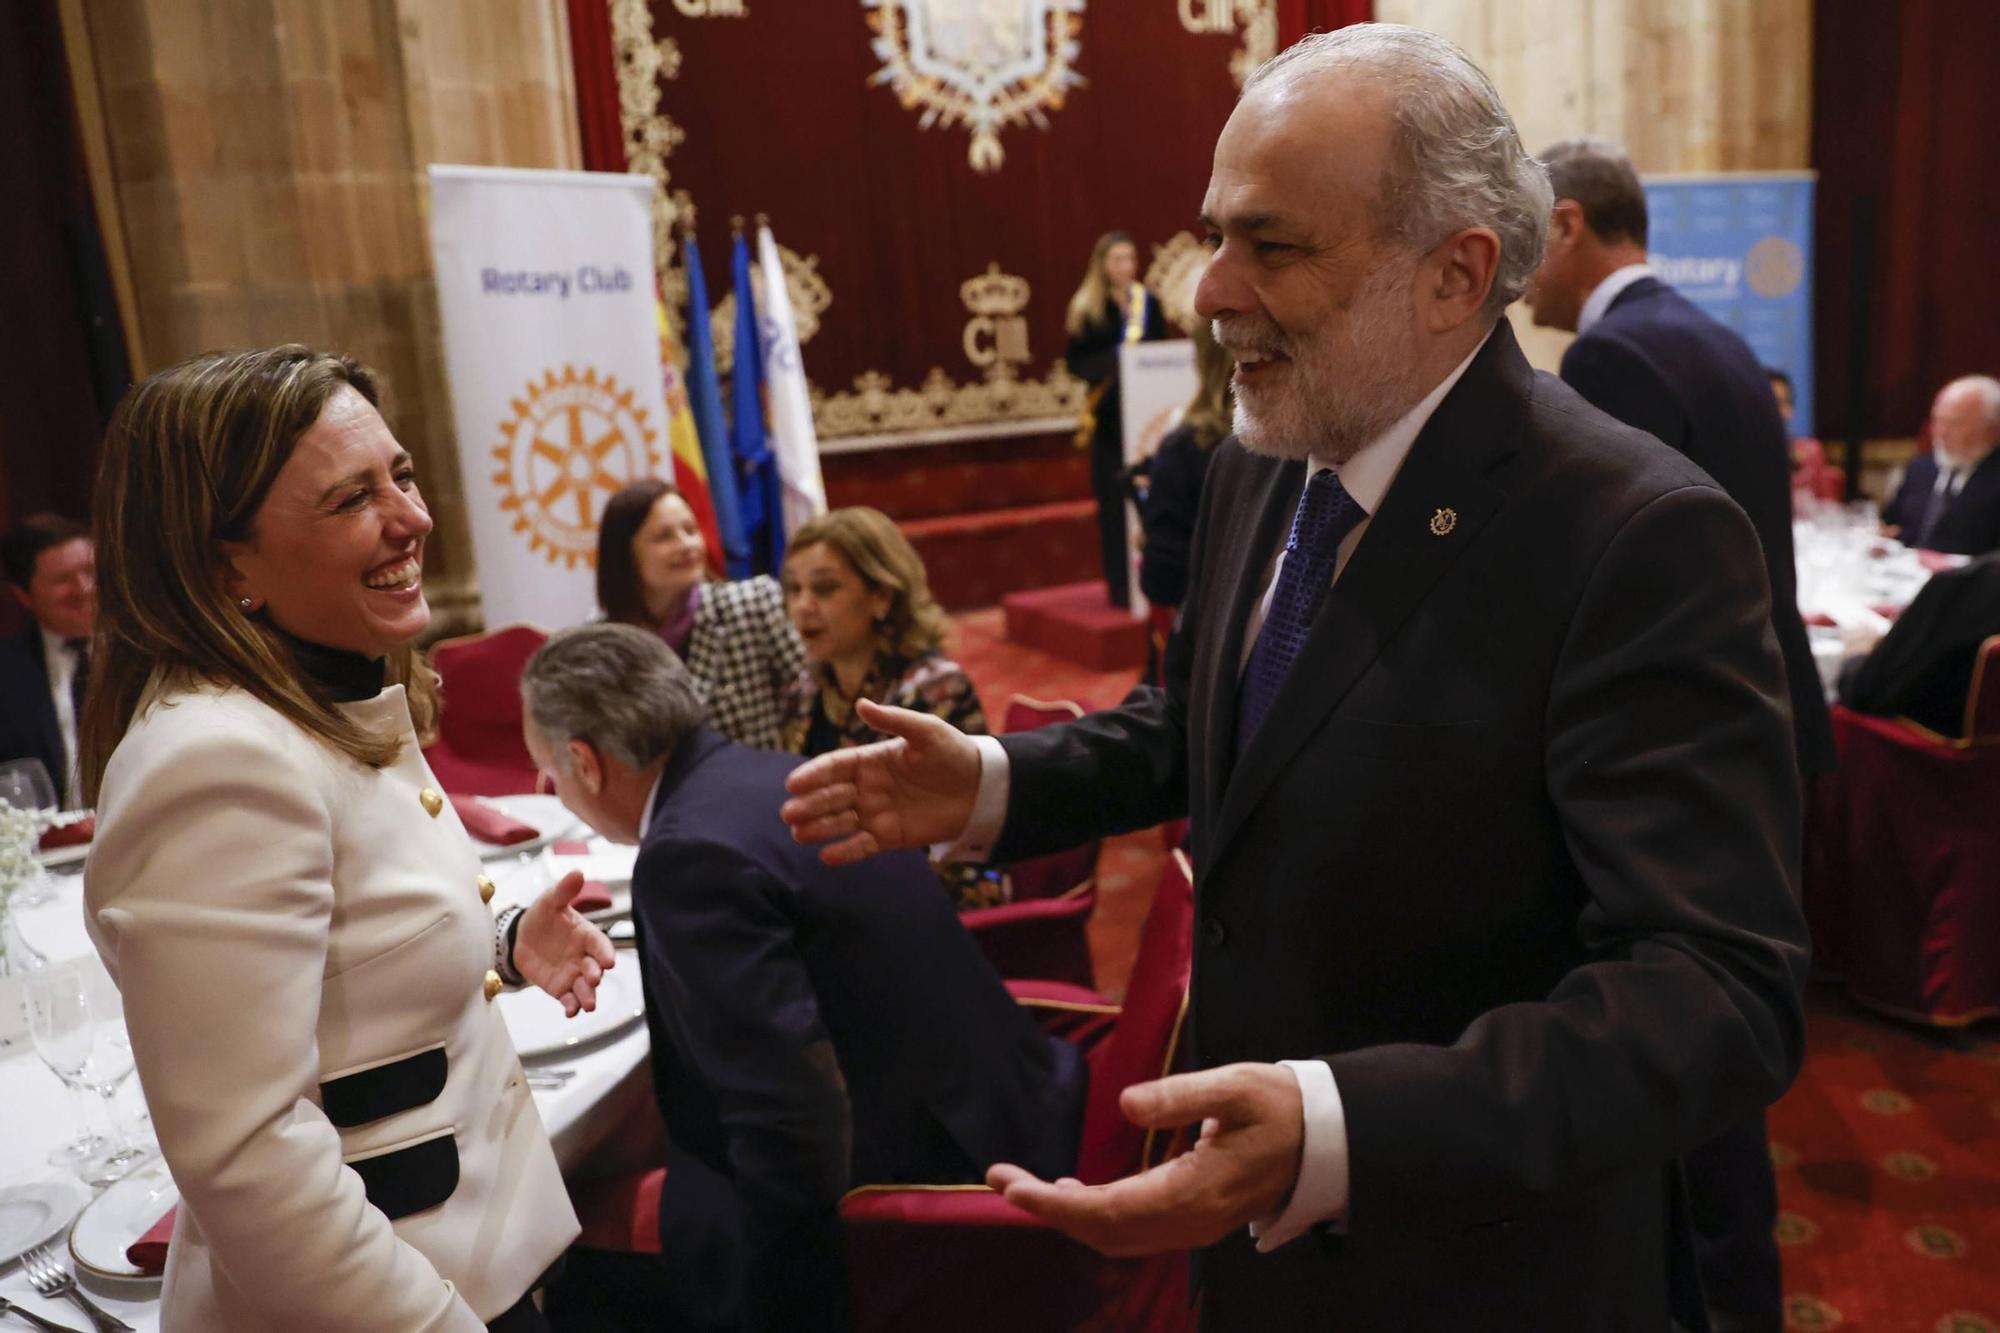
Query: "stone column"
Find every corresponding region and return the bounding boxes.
[1376,0,1812,369]
[74,0,581,631]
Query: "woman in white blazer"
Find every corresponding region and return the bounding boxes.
[595,478,804,750]
[80,346,615,1332]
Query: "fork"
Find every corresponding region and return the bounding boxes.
[0,1295,85,1333]
[18,1247,131,1333]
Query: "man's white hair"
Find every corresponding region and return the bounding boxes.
[1944,374,2000,428]
[1244,23,1552,317]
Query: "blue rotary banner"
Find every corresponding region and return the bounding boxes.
[1643,172,1816,435]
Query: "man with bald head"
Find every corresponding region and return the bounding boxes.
[1882,375,2000,555]
[783,25,1807,1331]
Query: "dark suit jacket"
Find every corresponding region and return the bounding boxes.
[990,322,1809,1332]
[1562,275,1836,775]
[633,729,1085,1332]
[0,628,64,785]
[1838,552,2000,736]
[1881,449,2000,557]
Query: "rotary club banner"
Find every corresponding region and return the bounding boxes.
[428,165,673,628]
[1643,172,1817,434]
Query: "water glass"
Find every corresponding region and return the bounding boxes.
[22,960,108,1173]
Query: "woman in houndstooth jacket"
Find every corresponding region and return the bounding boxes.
[776,507,1008,911]
[597,479,805,752]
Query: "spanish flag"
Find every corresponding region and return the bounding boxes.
[656,292,726,573]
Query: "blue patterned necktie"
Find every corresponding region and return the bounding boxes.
[1237,469,1367,753]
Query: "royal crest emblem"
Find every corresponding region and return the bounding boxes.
[863,0,1086,173]
[492,365,665,569]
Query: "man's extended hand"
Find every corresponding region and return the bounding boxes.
[515,869,618,1018]
[780,699,982,866]
[986,1063,1305,1257]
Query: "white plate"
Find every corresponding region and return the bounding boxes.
[498,964,644,1059]
[35,842,90,869]
[465,794,582,861]
[0,1178,91,1267]
[68,1158,176,1280]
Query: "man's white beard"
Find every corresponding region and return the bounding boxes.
[1220,258,1426,464]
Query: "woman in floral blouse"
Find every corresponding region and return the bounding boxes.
[778,506,1006,910]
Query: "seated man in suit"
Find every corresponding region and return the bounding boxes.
[519,624,1085,1333]
[1880,376,2000,556]
[1,514,96,806]
[1839,551,2000,736]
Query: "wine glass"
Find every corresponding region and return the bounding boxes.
[81,1013,150,1182]
[0,757,57,814]
[22,960,109,1174]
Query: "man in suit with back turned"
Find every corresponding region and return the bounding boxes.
[781,24,1807,1333]
[519,623,1084,1333]
[1525,136,1826,1333]
[1,514,96,807]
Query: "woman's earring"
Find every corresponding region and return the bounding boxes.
[238,597,254,611]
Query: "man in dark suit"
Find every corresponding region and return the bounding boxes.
[1,515,96,806]
[1880,376,2000,556]
[1528,137,1835,781]
[519,624,1084,1333]
[1839,552,2000,736]
[1525,137,1821,1331]
[781,25,1806,1333]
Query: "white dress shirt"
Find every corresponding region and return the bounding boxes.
[39,625,83,808]
[1576,262,1655,337]
[940,330,1492,1251]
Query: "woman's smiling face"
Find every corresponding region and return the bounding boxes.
[632,491,708,608]
[225,386,433,657]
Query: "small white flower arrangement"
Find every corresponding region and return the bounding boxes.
[0,803,44,904]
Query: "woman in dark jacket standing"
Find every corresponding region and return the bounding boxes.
[1064,230,1169,609]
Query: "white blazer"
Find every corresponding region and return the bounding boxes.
[86,681,577,1331]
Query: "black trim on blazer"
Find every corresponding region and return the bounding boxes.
[320,1045,448,1129]
[346,1131,460,1220]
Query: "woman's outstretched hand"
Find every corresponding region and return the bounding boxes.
[515,870,617,1018]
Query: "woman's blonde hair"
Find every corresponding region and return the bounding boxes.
[81,346,439,801]
[1064,230,1136,336]
[785,507,949,662]
[1181,317,1236,450]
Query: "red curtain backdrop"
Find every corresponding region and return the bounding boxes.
[1277,0,1373,47]
[567,4,1247,458]
[566,0,627,172]
[1812,0,2000,444]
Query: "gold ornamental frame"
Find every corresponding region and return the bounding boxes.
[608,1,1230,446]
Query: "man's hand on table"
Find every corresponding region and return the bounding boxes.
[780,699,981,865]
[516,870,617,1017]
[987,1063,1305,1256]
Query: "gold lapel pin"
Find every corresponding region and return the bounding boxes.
[1429,507,1458,537]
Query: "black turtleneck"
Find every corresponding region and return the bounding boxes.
[273,627,386,703]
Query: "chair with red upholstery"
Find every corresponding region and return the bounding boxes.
[1804,635,2000,1023]
[840,850,1198,1333]
[962,696,1102,986]
[421,624,548,796]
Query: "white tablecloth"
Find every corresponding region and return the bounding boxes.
[1,838,649,1330]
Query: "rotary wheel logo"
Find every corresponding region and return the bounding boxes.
[492,365,663,569]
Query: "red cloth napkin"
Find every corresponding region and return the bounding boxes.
[38,815,94,851]
[127,1205,176,1276]
[573,880,613,913]
[449,795,537,845]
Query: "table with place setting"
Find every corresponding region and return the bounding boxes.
[1792,500,1959,698]
[0,792,652,1331]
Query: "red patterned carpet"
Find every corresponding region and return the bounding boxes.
[1772,986,2000,1332]
[951,609,2000,1332]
